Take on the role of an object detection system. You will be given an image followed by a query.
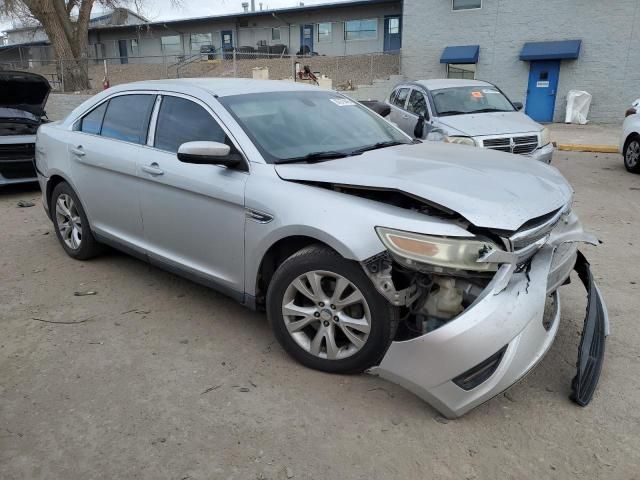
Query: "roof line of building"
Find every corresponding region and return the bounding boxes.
[89,0,398,31]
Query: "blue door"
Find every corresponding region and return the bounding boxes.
[525,60,560,122]
[384,16,402,52]
[300,24,314,54]
[221,30,233,49]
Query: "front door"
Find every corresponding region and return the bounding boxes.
[525,60,560,122]
[384,16,402,52]
[221,30,233,49]
[138,94,248,296]
[300,24,314,54]
[118,40,128,64]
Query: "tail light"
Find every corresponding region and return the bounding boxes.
[625,107,636,117]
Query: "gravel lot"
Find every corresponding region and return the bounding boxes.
[1,151,639,479]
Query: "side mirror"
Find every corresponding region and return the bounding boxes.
[512,101,523,111]
[177,141,240,168]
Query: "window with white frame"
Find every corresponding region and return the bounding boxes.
[317,22,332,42]
[131,39,140,56]
[161,35,182,54]
[452,0,481,10]
[190,33,212,54]
[344,19,377,41]
[447,63,476,79]
[271,28,281,41]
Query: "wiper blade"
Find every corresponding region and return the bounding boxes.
[472,108,512,113]
[437,110,466,116]
[349,140,405,155]
[275,151,350,164]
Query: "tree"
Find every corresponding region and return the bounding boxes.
[0,0,132,90]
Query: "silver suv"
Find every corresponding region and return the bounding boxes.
[35,79,606,418]
[387,79,554,163]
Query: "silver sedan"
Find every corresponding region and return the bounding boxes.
[35,79,607,418]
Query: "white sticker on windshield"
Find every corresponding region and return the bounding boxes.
[482,89,500,94]
[330,98,356,106]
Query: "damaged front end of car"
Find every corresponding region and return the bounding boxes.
[364,205,608,418]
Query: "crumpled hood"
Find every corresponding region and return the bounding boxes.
[0,71,51,117]
[438,111,542,137]
[275,142,572,231]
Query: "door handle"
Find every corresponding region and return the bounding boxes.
[142,163,164,176]
[70,146,85,157]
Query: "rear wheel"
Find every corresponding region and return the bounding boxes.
[51,182,102,260]
[624,135,640,173]
[266,245,398,374]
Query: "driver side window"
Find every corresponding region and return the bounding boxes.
[407,89,429,119]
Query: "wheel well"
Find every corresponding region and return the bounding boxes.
[255,236,337,310]
[45,175,66,217]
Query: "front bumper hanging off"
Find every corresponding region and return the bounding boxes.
[369,242,608,419]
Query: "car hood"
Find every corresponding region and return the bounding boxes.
[0,70,51,117]
[438,111,542,137]
[275,142,572,231]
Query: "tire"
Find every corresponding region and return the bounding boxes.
[51,181,102,260]
[624,135,640,173]
[266,245,399,374]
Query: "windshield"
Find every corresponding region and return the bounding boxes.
[218,91,411,163]
[431,86,515,116]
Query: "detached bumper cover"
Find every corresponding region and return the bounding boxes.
[571,251,608,406]
[370,233,607,418]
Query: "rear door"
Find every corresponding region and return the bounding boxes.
[387,86,410,131]
[137,93,248,296]
[68,93,155,249]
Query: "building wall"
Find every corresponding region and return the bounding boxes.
[87,1,402,63]
[401,0,640,123]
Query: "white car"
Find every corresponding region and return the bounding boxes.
[387,79,554,163]
[621,102,640,173]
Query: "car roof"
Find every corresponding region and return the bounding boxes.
[408,79,494,90]
[113,78,321,97]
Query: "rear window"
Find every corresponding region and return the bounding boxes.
[392,88,409,108]
[100,94,155,144]
[80,102,107,135]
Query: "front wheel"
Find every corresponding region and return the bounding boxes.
[266,245,398,374]
[624,136,640,173]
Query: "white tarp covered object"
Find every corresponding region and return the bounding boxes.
[565,90,592,124]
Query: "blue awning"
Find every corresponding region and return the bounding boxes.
[440,45,480,64]
[519,40,582,61]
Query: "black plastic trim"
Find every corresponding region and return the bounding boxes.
[453,345,508,391]
[570,250,607,407]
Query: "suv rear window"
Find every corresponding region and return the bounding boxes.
[392,88,409,108]
[100,94,155,144]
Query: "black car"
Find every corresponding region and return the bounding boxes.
[0,70,51,186]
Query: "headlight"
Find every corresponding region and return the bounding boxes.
[376,227,498,271]
[540,127,551,147]
[443,135,477,147]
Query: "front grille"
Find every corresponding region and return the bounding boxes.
[482,135,539,155]
[0,159,37,179]
[508,207,566,250]
[0,143,35,161]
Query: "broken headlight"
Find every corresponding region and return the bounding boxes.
[375,227,499,272]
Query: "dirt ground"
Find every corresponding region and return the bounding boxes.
[1,151,639,480]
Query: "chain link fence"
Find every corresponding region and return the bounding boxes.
[0,47,400,94]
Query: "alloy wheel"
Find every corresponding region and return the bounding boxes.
[626,140,640,168]
[281,270,371,360]
[55,193,82,250]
